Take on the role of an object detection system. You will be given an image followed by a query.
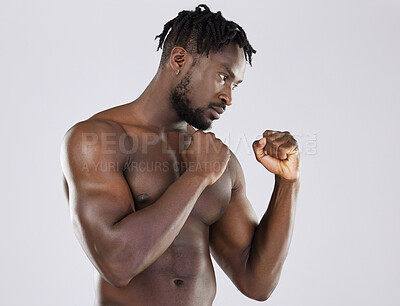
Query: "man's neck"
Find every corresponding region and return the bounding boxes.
[132,70,188,132]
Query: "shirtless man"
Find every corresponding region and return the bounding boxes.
[61,5,300,306]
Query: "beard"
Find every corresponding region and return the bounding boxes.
[170,74,212,131]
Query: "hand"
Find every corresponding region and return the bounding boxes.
[252,130,300,181]
[182,131,231,185]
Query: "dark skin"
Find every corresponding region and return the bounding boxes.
[61,43,300,306]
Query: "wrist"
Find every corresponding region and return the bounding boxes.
[274,174,300,184]
[182,171,211,187]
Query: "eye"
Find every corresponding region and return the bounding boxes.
[232,83,238,91]
[219,73,228,83]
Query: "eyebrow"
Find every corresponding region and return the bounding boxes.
[222,66,243,84]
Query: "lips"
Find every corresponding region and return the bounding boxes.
[209,104,225,120]
[210,106,225,115]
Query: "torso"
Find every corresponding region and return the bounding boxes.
[91,105,233,306]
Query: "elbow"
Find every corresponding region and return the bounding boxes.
[251,288,275,302]
[105,273,130,288]
[239,275,280,302]
[100,260,133,288]
[100,250,146,288]
[95,239,140,288]
[101,254,145,288]
[243,286,276,302]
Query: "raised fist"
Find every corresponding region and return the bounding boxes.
[252,130,300,181]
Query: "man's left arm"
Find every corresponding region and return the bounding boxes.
[209,130,300,301]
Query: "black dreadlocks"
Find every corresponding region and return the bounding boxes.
[155,4,256,66]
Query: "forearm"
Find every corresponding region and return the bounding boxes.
[97,172,208,286]
[246,175,299,295]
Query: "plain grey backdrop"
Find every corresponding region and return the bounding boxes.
[1,0,399,305]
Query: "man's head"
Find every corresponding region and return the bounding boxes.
[155,4,256,67]
[155,4,256,130]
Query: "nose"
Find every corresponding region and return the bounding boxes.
[218,91,232,106]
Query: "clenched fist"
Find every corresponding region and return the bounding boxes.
[182,131,231,186]
[252,130,300,181]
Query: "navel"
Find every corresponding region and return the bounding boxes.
[173,279,184,286]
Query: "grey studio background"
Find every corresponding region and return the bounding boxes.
[1,0,399,305]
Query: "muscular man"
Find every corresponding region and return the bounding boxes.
[61,5,300,306]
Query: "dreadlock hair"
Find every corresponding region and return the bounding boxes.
[155,4,256,68]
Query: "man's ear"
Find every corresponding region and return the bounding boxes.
[169,47,190,72]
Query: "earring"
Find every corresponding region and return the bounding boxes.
[176,69,180,75]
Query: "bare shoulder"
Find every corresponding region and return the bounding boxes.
[226,149,246,192]
[89,101,139,126]
[61,118,132,181]
[64,117,128,139]
[62,117,128,155]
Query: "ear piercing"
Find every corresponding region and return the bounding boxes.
[176,69,180,75]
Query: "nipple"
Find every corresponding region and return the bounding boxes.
[136,193,150,203]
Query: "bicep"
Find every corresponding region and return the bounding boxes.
[69,169,134,234]
[209,155,258,278]
[61,121,135,262]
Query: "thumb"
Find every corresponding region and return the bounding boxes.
[252,137,266,161]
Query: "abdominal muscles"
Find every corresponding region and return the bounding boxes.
[94,217,217,306]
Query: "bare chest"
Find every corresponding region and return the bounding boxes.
[123,131,232,225]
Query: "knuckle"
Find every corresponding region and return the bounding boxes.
[263,130,274,136]
[278,151,286,159]
[290,138,298,146]
[280,135,291,143]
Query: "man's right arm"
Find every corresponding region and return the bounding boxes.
[60,120,229,287]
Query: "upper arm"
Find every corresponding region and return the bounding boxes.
[60,119,135,273]
[209,152,258,287]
